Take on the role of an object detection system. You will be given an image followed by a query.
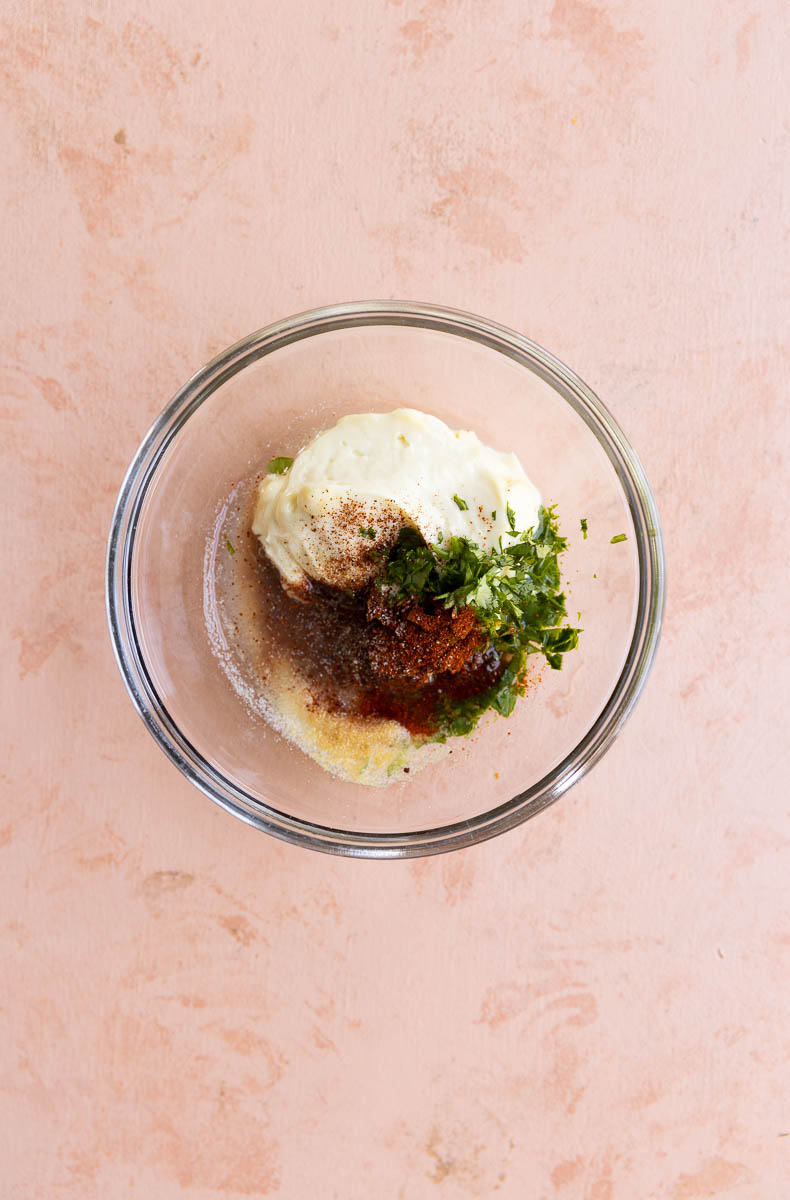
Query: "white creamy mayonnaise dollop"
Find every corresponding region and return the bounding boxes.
[252,408,542,592]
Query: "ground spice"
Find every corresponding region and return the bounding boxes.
[366,588,485,683]
[252,547,504,739]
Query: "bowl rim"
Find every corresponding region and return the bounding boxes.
[106,300,666,858]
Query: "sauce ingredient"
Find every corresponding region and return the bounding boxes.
[217,408,582,784]
[375,505,580,738]
[252,408,541,593]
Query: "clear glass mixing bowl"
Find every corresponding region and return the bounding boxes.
[107,302,665,857]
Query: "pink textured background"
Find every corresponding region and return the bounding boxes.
[2,1,788,1196]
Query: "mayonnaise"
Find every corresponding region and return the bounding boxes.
[252,408,541,591]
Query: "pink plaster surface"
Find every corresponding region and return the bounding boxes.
[1,1,788,1196]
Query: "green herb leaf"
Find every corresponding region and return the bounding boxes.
[506,502,516,531]
[359,527,376,539]
[225,538,235,556]
[580,517,588,539]
[610,533,627,543]
[266,456,293,475]
[378,505,582,741]
[453,494,469,511]
[491,510,497,521]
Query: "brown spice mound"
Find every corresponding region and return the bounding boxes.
[355,643,504,737]
[366,589,486,683]
[251,546,504,738]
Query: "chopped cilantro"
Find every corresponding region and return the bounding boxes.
[610,533,627,544]
[378,506,581,741]
[432,653,528,741]
[453,494,469,511]
[225,538,235,556]
[266,455,293,475]
[580,517,588,539]
[491,510,497,521]
[359,527,376,539]
[506,502,516,530]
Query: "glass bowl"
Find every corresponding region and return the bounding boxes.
[107,301,665,857]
